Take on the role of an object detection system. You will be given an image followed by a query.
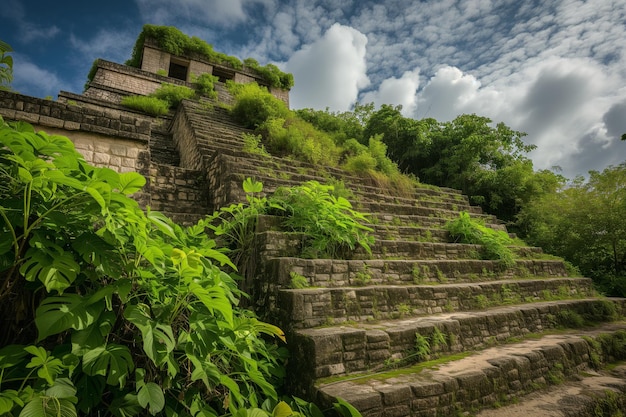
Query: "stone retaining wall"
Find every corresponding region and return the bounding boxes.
[266,258,568,289]
[289,300,625,391]
[276,279,595,329]
[314,328,626,417]
[0,91,151,175]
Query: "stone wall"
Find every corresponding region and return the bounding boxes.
[0,91,151,173]
[85,60,182,102]
[147,164,209,225]
[289,298,626,386]
[171,107,205,170]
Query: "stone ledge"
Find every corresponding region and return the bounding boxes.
[276,278,596,329]
[313,324,626,417]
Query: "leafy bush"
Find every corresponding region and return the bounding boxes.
[260,116,340,166]
[0,39,13,90]
[194,73,219,99]
[0,120,287,417]
[244,58,294,90]
[120,95,169,116]
[211,179,373,266]
[445,212,516,267]
[269,181,374,258]
[230,82,290,129]
[126,24,242,69]
[151,82,195,107]
[84,58,100,91]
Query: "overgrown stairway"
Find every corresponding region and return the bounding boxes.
[167,100,626,416]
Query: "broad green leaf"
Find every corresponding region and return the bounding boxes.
[272,402,294,417]
[109,394,142,417]
[219,374,242,407]
[243,178,263,193]
[245,409,269,417]
[20,247,79,294]
[35,295,104,341]
[0,390,23,414]
[137,382,165,415]
[24,346,64,386]
[45,378,77,402]
[247,369,276,399]
[71,324,105,356]
[187,354,221,389]
[0,345,28,368]
[19,395,77,417]
[147,210,178,240]
[188,282,233,327]
[123,305,176,370]
[118,172,146,195]
[333,398,362,417]
[82,344,134,388]
[249,319,286,343]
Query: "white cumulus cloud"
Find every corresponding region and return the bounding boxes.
[286,23,370,111]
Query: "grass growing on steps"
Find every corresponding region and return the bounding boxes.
[445,211,516,267]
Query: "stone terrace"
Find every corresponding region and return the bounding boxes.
[162,101,626,416]
[4,71,626,416]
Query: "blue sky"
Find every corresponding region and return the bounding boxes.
[2,0,625,179]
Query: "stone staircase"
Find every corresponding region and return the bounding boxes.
[157,100,626,416]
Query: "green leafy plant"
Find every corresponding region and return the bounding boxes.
[193,73,219,99]
[242,132,270,157]
[430,327,448,351]
[150,82,195,107]
[268,181,373,259]
[414,334,431,360]
[0,120,288,417]
[353,264,372,286]
[289,271,309,289]
[445,212,516,267]
[120,95,169,116]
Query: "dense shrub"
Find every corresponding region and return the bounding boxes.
[151,82,195,107]
[120,95,169,116]
[446,211,516,267]
[230,82,290,129]
[194,73,219,99]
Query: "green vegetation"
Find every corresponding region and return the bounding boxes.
[150,82,195,106]
[0,121,361,417]
[229,83,415,195]
[126,25,293,89]
[445,212,516,267]
[519,163,626,296]
[209,179,373,292]
[289,271,309,289]
[193,73,219,99]
[121,83,195,115]
[120,95,170,116]
[0,39,13,90]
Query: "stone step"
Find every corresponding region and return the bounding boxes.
[475,365,626,416]
[208,153,471,206]
[288,299,624,380]
[265,258,569,289]
[210,152,471,205]
[309,320,626,417]
[150,131,180,166]
[275,279,597,329]
[254,229,542,260]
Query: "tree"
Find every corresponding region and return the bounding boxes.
[0,39,13,90]
[519,163,626,296]
[364,110,556,223]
